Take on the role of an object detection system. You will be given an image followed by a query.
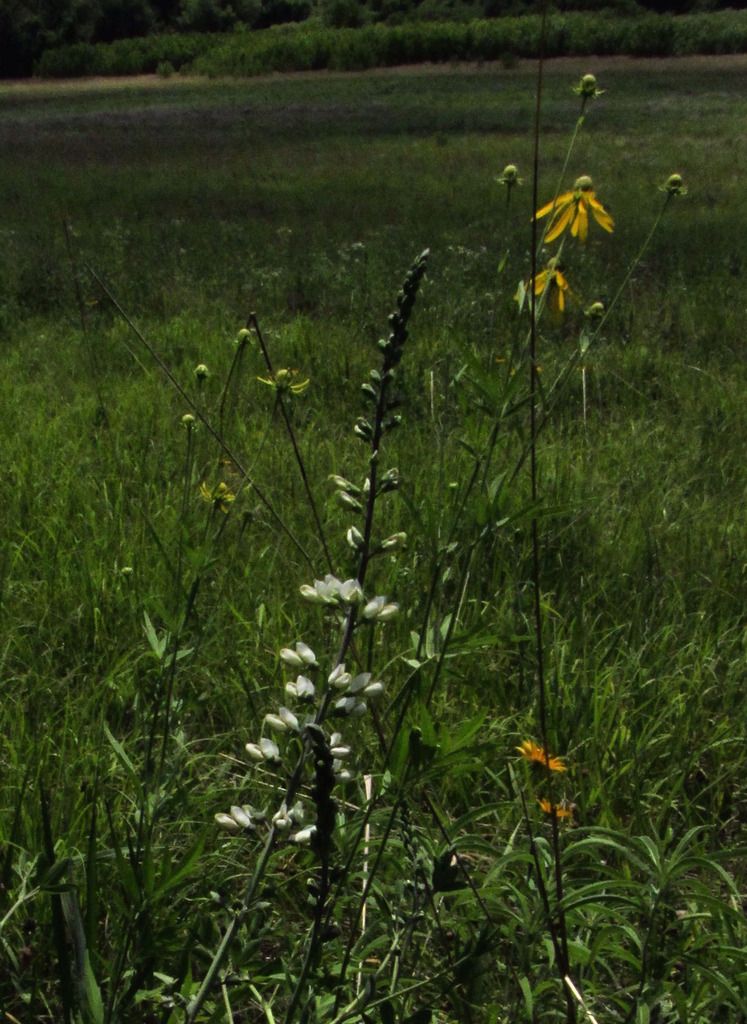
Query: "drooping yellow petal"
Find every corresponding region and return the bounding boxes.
[533,270,549,295]
[545,203,575,243]
[534,191,573,221]
[589,196,615,233]
[572,202,589,242]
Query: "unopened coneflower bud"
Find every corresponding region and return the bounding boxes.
[586,301,605,319]
[194,363,209,381]
[120,565,133,577]
[498,163,523,187]
[574,175,593,192]
[215,812,242,833]
[181,413,195,428]
[236,328,252,344]
[574,72,603,100]
[347,526,364,550]
[662,173,687,196]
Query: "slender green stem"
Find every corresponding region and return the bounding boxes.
[249,313,334,572]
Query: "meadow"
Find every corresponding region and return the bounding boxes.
[1,56,747,1022]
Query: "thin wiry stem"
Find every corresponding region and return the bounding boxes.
[88,266,315,571]
[249,312,334,572]
[528,14,575,1023]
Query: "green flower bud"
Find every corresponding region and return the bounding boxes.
[662,173,687,197]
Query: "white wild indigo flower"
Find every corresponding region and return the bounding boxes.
[278,706,300,731]
[245,737,281,763]
[361,595,399,622]
[285,675,315,701]
[329,664,352,689]
[280,642,317,668]
[339,579,364,604]
[290,825,317,845]
[215,804,256,833]
[299,574,344,605]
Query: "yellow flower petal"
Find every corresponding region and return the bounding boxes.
[534,191,573,221]
[545,203,574,244]
[572,202,589,242]
[589,197,614,233]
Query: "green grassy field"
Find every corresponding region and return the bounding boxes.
[1,57,747,1023]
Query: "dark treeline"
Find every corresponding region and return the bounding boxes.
[2,0,745,76]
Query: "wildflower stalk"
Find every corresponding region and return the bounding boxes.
[528,16,575,1022]
[217,326,250,441]
[249,312,334,572]
[185,252,429,1024]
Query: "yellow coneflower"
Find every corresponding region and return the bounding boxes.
[538,797,575,820]
[535,175,614,244]
[516,739,567,773]
[532,257,573,315]
[257,368,310,396]
[199,480,236,514]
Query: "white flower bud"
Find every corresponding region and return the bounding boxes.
[280,647,304,668]
[331,744,351,759]
[363,681,384,698]
[230,805,254,829]
[259,737,280,761]
[245,742,264,761]
[286,675,315,701]
[329,664,351,689]
[291,825,317,845]
[338,491,363,512]
[265,713,288,733]
[273,804,292,831]
[330,732,343,747]
[215,812,241,833]
[381,532,407,551]
[339,579,364,604]
[289,800,305,824]
[329,475,359,494]
[300,584,326,604]
[346,526,364,549]
[334,768,353,783]
[377,603,399,622]
[362,596,386,620]
[349,672,372,694]
[295,642,317,665]
[278,706,299,731]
